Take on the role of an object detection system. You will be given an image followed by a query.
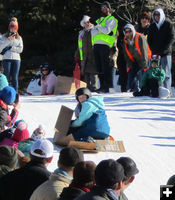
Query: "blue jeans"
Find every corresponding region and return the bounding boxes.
[127,68,143,92]
[160,55,172,92]
[3,59,21,91]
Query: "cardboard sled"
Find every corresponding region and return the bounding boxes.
[53,105,75,146]
[54,76,87,95]
[68,140,125,153]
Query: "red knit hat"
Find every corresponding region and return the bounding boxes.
[8,17,18,31]
[12,121,29,142]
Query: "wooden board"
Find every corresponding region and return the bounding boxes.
[68,140,125,153]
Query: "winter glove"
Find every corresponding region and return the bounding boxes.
[1,46,12,55]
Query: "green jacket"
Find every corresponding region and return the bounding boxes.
[140,67,165,88]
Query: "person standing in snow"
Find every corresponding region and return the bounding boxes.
[0,17,23,92]
[75,15,98,92]
[147,8,175,93]
[123,24,151,93]
[68,87,110,141]
[91,1,118,93]
[40,63,57,95]
[135,11,151,37]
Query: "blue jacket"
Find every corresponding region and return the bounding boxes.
[72,96,105,127]
[71,96,110,140]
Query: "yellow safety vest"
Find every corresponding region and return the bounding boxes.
[93,15,118,48]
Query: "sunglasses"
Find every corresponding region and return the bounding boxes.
[124,30,132,34]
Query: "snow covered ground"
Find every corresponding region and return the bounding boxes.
[18,91,175,200]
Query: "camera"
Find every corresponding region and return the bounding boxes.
[9,32,16,36]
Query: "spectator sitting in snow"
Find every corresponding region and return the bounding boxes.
[0,63,8,91]
[59,161,96,200]
[0,86,20,132]
[68,87,110,141]
[0,145,18,178]
[40,63,57,95]
[0,120,29,148]
[133,55,165,98]
[30,147,84,200]
[0,139,54,200]
[18,124,45,157]
[117,157,139,200]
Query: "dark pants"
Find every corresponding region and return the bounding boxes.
[3,59,21,92]
[94,44,111,91]
[133,78,159,98]
[84,73,98,91]
[127,64,143,92]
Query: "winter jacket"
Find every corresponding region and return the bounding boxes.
[41,71,57,95]
[0,34,23,60]
[123,33,149,70]
[75,186,119,200]
[0,73,8,91]
[135,23,150,36]
[0,165,12,178]
[71,96,110,140]
[75,28,97,74]
[30,170,72,200]
[0,99,18,132]
[140,66,165,88]
[0,160,51,200]
[147,8,175,56]
[59,186,86,200]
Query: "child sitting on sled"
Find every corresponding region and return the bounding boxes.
[68,87,110,141]
[133,55,166,98]
[40,63,57,95]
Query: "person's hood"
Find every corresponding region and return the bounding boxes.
[123,23,136,39]
[86,96,105,109]
[152,8,165,29]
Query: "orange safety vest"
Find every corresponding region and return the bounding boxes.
[124,32,152,62]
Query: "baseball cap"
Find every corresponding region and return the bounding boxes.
[95,159,124,188]
[117,157,139,179]
[30,139,54,158]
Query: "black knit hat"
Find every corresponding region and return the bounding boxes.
[101,1,111,10]
[73,161,96,186]
[95,159,124,188]
[75,87,92,101]
[117,157,139,180]
[59,147,84,167]
[0,146,18,168]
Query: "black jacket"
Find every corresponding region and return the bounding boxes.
[147,20,175,56]
[0,160,51,200]
[59,186,86,200]
[75,186,119,200]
